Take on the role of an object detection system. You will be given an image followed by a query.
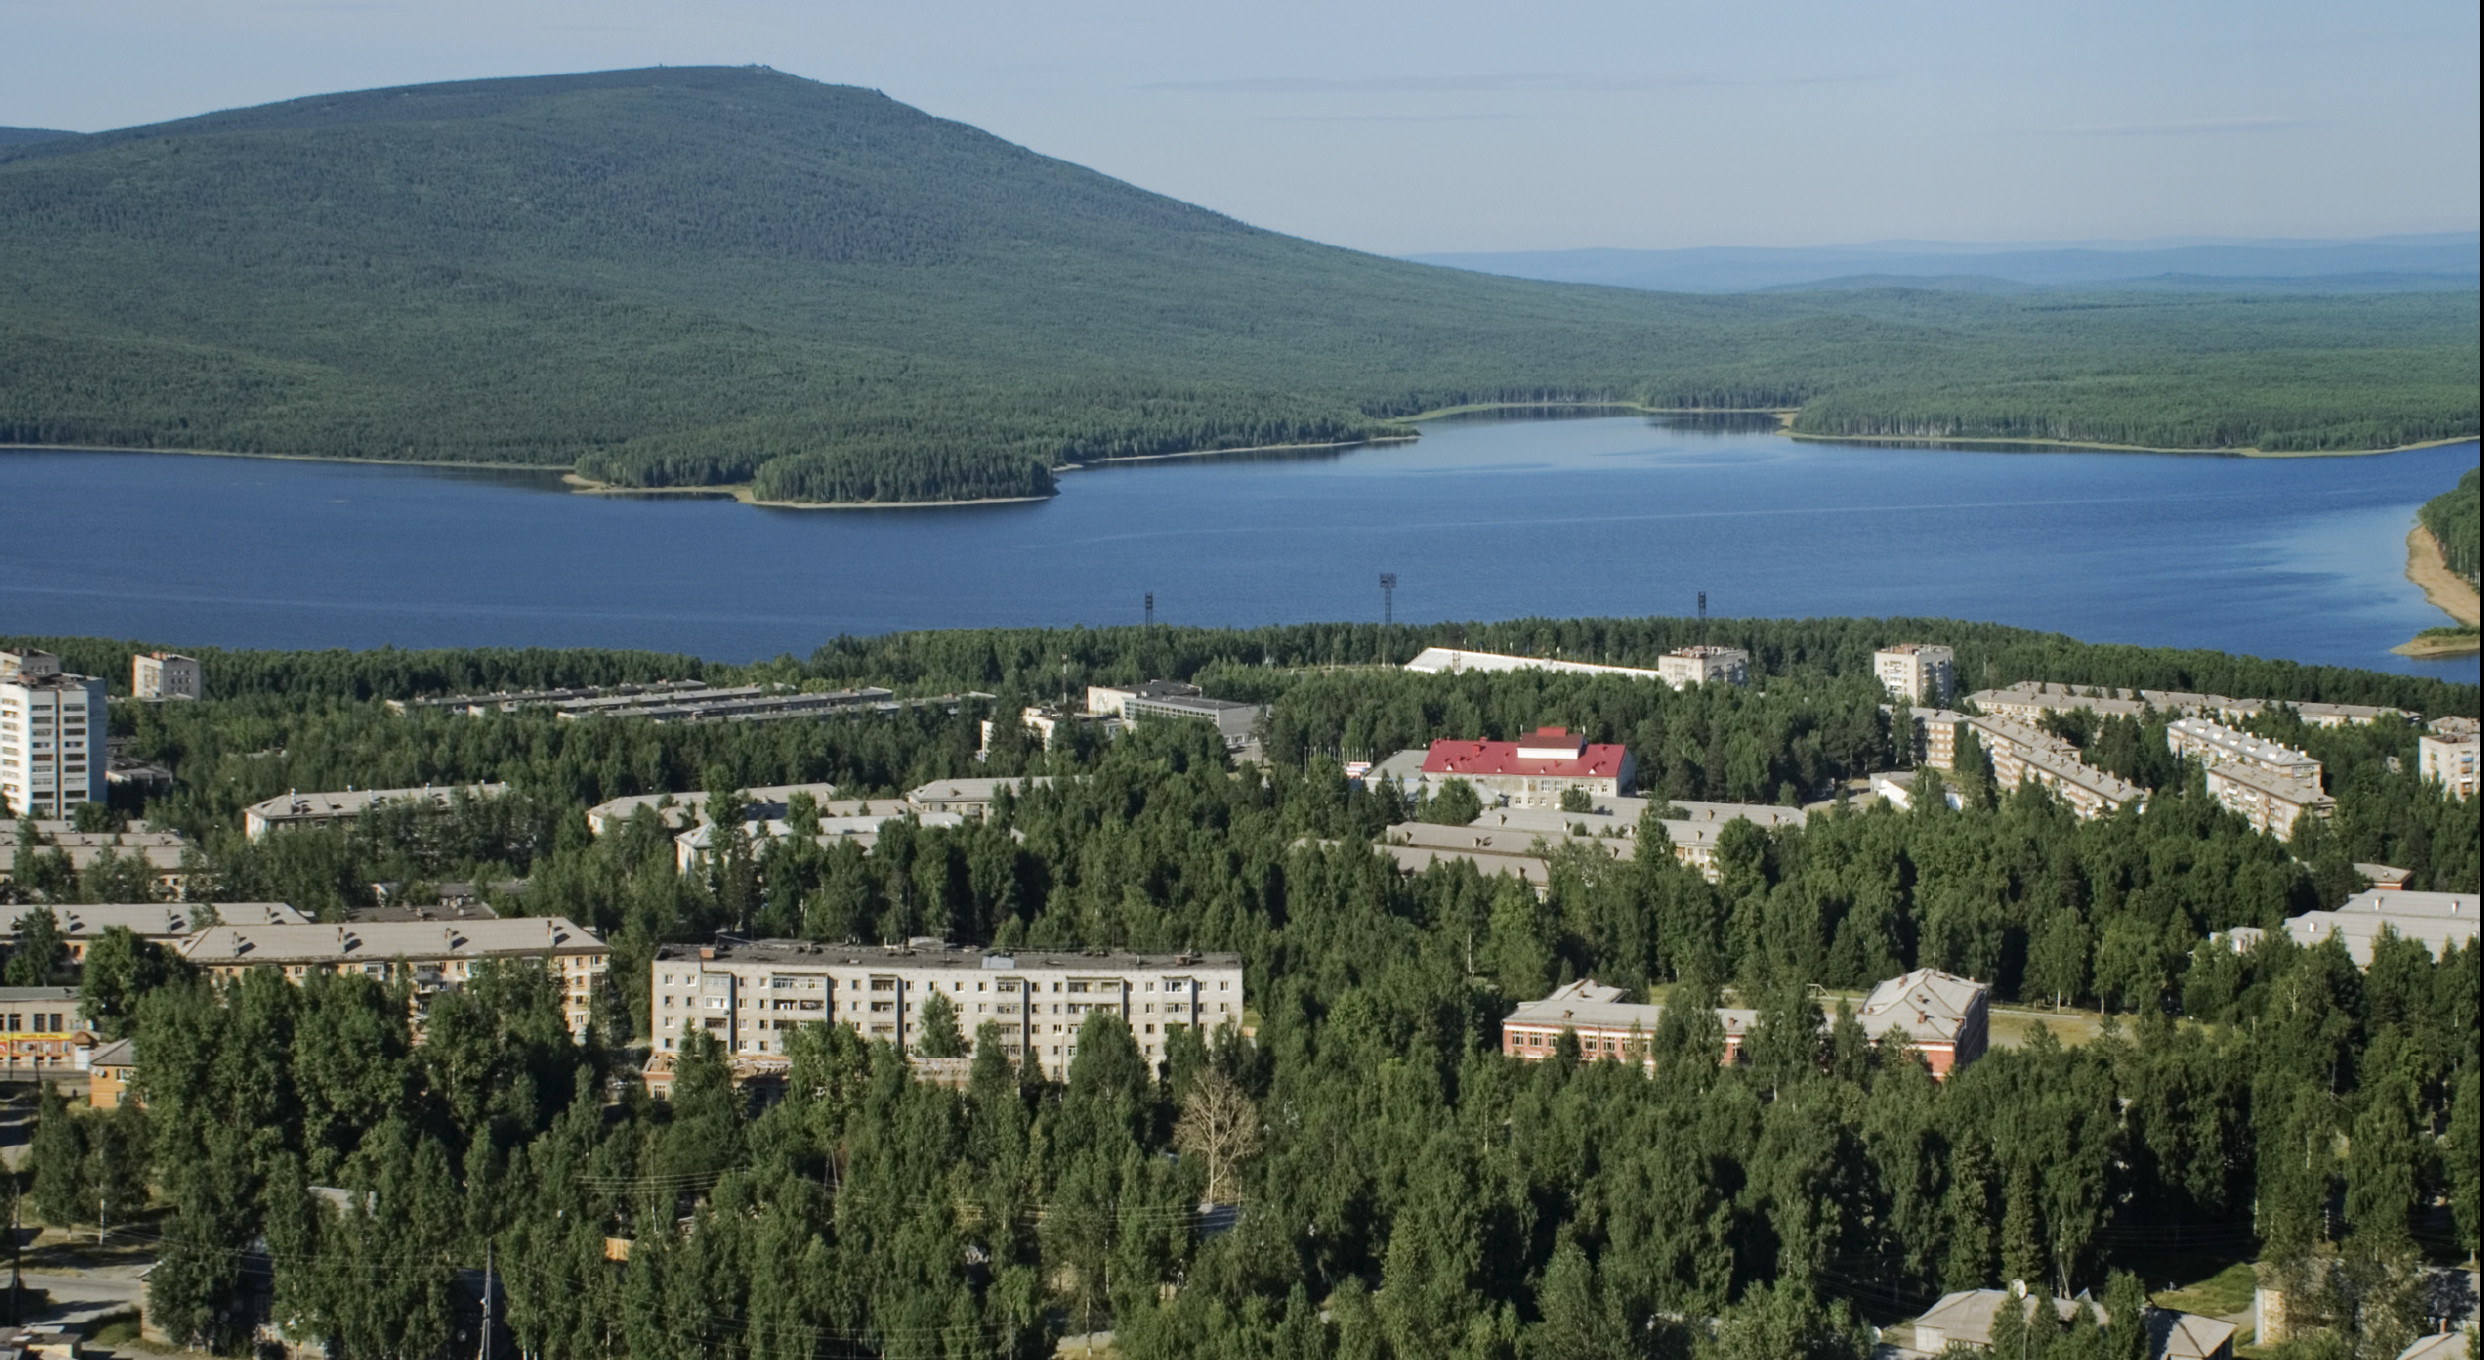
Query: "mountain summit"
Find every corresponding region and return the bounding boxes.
[1,67,2471,501]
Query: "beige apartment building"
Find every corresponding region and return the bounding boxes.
[243,782,508,840]
[178,916,608,1039]
[649,939,1244,1081]
[2420,731,2476,799]
[1908,709,2143,818]
[2204,763,2335,840]
[2166,717,2322,782]
[131,652,202,701]
[1874,644,1955,705]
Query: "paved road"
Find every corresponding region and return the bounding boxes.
[15,1264,147,1324]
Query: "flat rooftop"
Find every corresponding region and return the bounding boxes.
[654,939,1240,972]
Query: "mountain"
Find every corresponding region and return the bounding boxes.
[0,127,74,146]
[1,68,2475,502]
[1407,236,2483,295]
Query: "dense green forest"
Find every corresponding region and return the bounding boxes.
[5,624,2478,1357]
[2419,468,2479,586]
[1,67,2474,502]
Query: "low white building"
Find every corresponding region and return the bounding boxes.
[673,806,968,873]
[2285,890,2477,966]
[1401,647,1668,683]
[585,782,840,836]
[1656,646,1750,690]
[905,776,1060,818]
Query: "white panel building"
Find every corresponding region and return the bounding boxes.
[1873,644,1955,705]
[1,650,109,819]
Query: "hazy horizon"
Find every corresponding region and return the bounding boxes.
[3,0,2474,255]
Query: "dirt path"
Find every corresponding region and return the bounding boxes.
[2406,525,2480,627]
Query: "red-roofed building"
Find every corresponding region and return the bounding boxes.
[1421,728,1635,808]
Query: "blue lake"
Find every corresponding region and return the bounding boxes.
[0,415,2474,682]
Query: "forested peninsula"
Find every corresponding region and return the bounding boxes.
[1,66,2476,503]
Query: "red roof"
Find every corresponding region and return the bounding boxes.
[1423,730,1630,779]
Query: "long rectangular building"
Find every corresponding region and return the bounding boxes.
[0,901,306,961]
[584,782,842,836]
[649,939,1244,1081]
[1421,727,1635,808]
[178,916,608,1038]
[1973,680,2407,728]
[2284,890,2477,966]
[1499,969,1989,1079]
[1402,647,1668,683]
[2167,717,2322,782]
[1911,710,2144,818]
[243,783,508,840]
[2204,763,2334,839]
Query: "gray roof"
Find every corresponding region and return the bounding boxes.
[179,916,605,964]
[1859,969,1988,1045]
[654,938,1239,973]
[245,783,507,821]
[0,902,304,937]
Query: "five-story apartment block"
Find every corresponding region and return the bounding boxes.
[650,940,1245,1080]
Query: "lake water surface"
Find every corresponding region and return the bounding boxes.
[1,415,2474,682]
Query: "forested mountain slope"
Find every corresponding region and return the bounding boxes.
[1,67,2474,501]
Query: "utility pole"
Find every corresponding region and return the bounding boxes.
[9,1186,19,1325]
[481,1236,495,1360]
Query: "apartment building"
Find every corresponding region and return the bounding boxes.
[1912,709,2144,818]
[1419,727,1635,809]
[1,650,108,820]
[0,901,306,962]
[1874,644,1955,705]
[1973,680,2405,728]
[2420,731,2477,800]
[1500,968,1991,1080]
[2167,717,2323,783]
[648,939,1245,1081]
[177,917,608,1039]
[1656,646,1750,690]
[2204,763,2334,840]
[131,652,202,701]
[242,782,508,840]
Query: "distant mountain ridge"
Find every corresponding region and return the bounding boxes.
[0,67,2474,502]
[0,127,73,146]
[1408,235,2483,295]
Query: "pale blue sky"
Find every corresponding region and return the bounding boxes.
[3,0,2475,253]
